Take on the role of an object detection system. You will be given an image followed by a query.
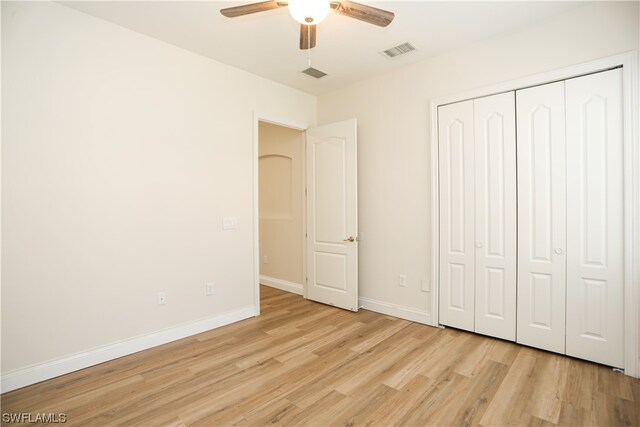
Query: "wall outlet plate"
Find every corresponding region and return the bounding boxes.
[206,283,215,296]
[399,275,407,287]
[158,292,166,305]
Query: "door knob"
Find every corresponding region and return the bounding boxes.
[554,248,563,254]
[476,242,483,248]
[343,236,355,242]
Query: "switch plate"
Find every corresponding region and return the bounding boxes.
[222,217,238,230]
[158,292,166,305]
[399,275,407,287]
[263,255,268,264]
[421,279,430,292]
[206,283,215,296]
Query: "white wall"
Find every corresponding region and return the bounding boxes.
[317,2,639,314]
[258,122,304,286]
[1,1,315,378]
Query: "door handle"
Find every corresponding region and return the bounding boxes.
[343,236,355,242]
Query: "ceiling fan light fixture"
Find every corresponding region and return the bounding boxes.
[288,0,330,25]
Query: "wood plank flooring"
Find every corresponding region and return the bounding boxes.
[2,286,639,426]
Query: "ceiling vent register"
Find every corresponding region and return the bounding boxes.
[381,42,416,59]
[301,67,328,79]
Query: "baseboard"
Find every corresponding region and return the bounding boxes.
[260,275,303,295]
[359,297,432,325]
[0,305,258,393]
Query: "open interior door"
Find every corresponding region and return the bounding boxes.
[306,119,358,311]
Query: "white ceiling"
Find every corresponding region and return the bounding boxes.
[61,1,585,95]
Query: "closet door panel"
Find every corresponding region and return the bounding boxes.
[565,69,624,368]
[516,81,567,353]
[473,92,517,341]
[438,100,475,332]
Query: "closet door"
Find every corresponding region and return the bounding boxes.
[473,92,517,341]
[516,81,567,354]
[565,69,624,368]
[438,100,475,332]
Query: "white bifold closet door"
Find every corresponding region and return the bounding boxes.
[440,68,624,367]
[439,93,517,340]
[438,100,475,332]
[516,69,624,367]
[473,93,517,341]
[565,69,624,368]
[516,81,567,354]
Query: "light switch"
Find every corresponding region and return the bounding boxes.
[223,217,238,230]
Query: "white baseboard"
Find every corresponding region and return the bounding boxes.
[260,275,303,295]
[0,305,258,393]
[359,297,432,325]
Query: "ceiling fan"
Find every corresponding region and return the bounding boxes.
[220,0,394,50]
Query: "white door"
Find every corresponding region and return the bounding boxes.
[306,119,358,311]
[565,69,624,368]
[473,92,517,341]
[516,81,567,354]
[438,100,475,332]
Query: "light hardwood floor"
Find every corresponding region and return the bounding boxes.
[2,286,639,426]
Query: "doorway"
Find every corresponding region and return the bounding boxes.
[257,121,306,302]
[253,115,359,314]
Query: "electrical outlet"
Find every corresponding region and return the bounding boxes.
[399,275,407,287]
[206,282,215,296]
[158,292,166,305]
[263,255,268,264]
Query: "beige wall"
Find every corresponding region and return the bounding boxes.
[258,122,304,285]
[2,0,639,380]
[1,1,315,374]
[317,1,639,314]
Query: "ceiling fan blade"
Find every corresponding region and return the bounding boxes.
[299,24,317,50]
[220,1,286,18]
[334,1,394,27]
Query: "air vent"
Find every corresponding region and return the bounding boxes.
[381,42,416,59]
[301,67,328,79]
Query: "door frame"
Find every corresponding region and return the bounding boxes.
[429,51,639,377]
[253,112,311,315]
